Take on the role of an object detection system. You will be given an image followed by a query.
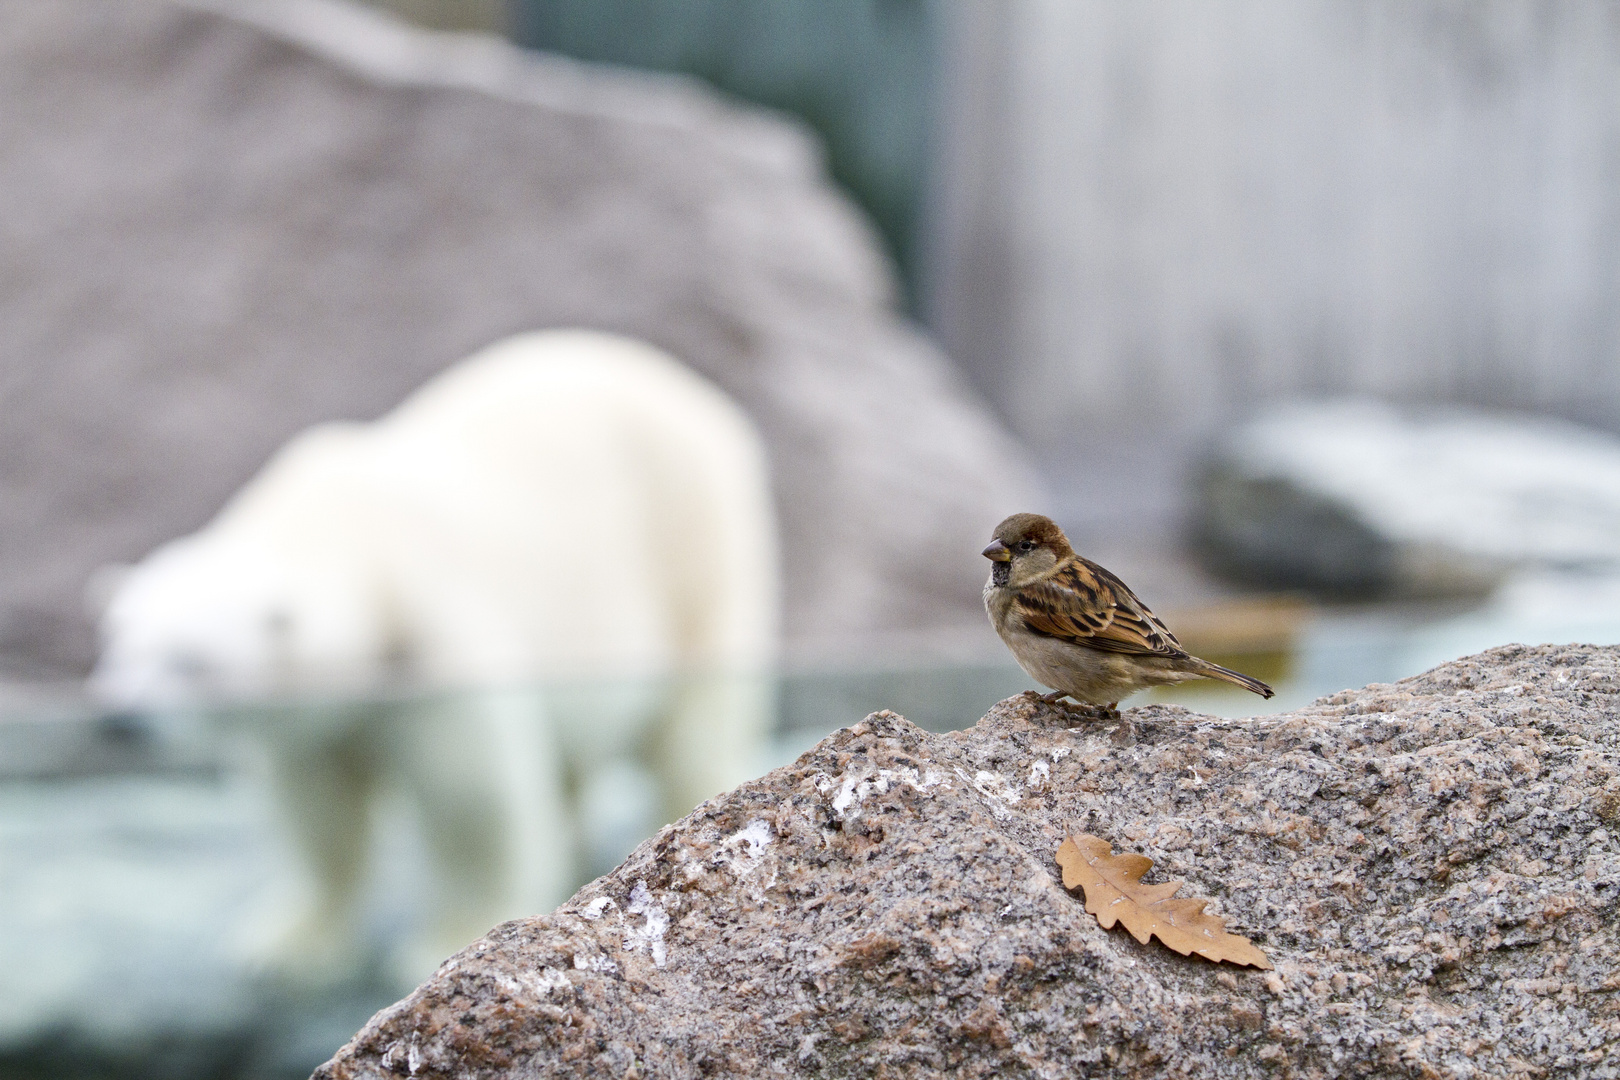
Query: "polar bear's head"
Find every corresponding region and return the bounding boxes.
[89,535,384,711]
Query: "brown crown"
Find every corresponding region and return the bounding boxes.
[991,513,1074,558]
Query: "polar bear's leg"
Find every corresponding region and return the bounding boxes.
[644,546,777,814]
[389,687,570,984]
[254,703,380,986]
[647,671,776,823]
[644,403,780,823]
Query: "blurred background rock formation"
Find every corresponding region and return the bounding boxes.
[0,0,1037,685]
[1195,399,1620,598]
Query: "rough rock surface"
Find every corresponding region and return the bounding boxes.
[314,643,1620,1078]
[0,0,1037,680]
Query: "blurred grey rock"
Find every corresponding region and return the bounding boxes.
[0,0,1039,680]
[1195,399,1620,597]
[317,644,1620,1079]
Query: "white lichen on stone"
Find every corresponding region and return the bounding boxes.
[623,880,669,967]
[735,819,772,860]
[572,952,618,974]
[958,766,1022,820]
[722,818,779,895]
[580,896,616,921]
[381,1036,423,1076]
[492,966,572,1000]
[820,766,951,822]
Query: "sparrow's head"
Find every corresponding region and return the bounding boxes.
[982,513,1074,587]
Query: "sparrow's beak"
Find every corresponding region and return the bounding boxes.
[982,539,1011,562]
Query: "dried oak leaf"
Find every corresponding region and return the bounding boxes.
[1056,833,1272,969]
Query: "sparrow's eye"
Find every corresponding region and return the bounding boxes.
[1016,540,1037,553]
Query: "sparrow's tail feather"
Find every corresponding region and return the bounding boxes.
[1190,657,1274,699]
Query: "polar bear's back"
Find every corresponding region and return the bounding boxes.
[387,332,747,441]
[368,330,778,683]
[100,330,778,696]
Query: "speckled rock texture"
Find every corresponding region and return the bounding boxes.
[315,644,1620,1078]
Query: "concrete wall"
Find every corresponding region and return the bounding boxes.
[930,1,1620,520]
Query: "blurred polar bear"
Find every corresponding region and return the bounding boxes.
[89,329,778,985]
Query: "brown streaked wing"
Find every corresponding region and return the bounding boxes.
[1015,558,1188,658]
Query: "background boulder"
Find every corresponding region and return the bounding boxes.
[0,0,1039,681]
[1195,399,1620,598]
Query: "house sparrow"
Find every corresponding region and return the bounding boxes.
[983,513,1273,715]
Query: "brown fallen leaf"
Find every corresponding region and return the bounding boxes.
[1056,833,1272,970]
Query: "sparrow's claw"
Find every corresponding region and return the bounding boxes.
[1032,690,1112,721]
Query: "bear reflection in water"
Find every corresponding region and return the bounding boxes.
[89,330,779,987]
